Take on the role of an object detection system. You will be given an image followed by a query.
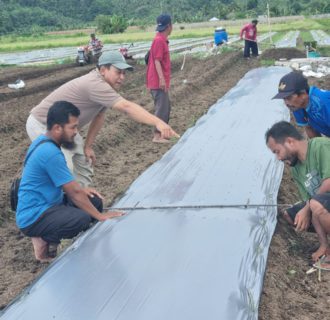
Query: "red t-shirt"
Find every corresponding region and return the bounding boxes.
[146,33,171,89]
[240,23,257,41]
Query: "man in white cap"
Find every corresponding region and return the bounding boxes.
[26,51,179,186]
[146,14,173,143]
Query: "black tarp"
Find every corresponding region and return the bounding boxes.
[1,66,290,320]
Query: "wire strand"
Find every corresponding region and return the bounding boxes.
[105,203,292,211]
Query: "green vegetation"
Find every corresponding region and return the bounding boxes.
[299,31,314,42]
[1,17,330,53]
[95,15,128,34]
[260,59,276,66]
[268,32,286,44]
[1,0,329,35]
[318,47,330,57]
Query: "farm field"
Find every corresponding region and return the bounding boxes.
[1,48,330,319]
[1,15,329,53]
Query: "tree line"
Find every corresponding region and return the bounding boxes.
[0,0,329,35]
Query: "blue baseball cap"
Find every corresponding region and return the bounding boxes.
[156,14,172,32]
[272,72,309,99]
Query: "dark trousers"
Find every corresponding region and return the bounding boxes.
[285,193,330,233]
[151,89,171,133]
[244,40,258,58]
[21,195,103,244]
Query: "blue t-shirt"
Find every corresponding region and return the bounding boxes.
[293,86,330,137]
[16,135,74,228]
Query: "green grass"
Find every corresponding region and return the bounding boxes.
[269,31,286,44]
[314,18,330,29]
[260,59,275,66]
[299,31,314,42]
[0,17,329,53]
[318,46,330,57]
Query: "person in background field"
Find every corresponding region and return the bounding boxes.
[89,33,102,50]
[18,101,124,263]
[26,51,179,187]
[266,121,330,269]
[272,71,330,139]
[240,19,258,58]
[214,27,228,46]
[146,14,173,143]
[87,33,103,53]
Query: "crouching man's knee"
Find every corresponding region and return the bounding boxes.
[310,195,330,217]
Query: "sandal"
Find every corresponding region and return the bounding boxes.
[48,243,58,258]
[313,255,330,271]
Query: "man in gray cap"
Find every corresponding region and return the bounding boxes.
[272,71,330,138]
[26,51,179,186]
[146,14,173,143]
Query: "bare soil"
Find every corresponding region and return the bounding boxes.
[1,48,330,319]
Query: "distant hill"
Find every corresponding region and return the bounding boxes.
[0,0,329,34]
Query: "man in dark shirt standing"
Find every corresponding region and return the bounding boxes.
[146,14,173,143]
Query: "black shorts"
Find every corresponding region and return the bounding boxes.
[21,195,103,244]
[313,193,330,212]
[286,193,330,232]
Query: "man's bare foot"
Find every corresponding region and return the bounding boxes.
[312,246,328,262]
[31,237,52,263]
[152,137,170,143]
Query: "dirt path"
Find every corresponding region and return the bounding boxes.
[1,49,330,319]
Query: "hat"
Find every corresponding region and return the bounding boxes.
[272,72,309,99]
[98,51,133,71]
[215,26,225,31]
[156,14,172,32]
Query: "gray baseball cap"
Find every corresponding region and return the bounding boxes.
[98,51,133,70]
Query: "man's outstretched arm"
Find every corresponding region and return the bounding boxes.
[113,98,179,139]
[63,181,124,221]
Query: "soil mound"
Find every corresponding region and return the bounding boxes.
[261,47,306,60]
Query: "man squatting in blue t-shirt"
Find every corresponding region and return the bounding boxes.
[272,71,330,139]
[17,101,124,262]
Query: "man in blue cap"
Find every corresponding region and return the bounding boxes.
[272,71,330,138]
[146,14,173,143]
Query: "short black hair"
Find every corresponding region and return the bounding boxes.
[265,121,304,144]
[47,101,80,130]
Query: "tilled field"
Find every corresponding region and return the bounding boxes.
[1,49,330,319]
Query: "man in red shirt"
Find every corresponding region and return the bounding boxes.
[240,19,258,58]
[146,14,173,143]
